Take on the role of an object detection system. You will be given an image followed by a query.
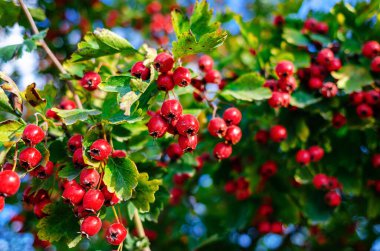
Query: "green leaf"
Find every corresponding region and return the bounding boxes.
[131,173,162,213]
[282,28,309,47]
[303,191,332,222]
[0,88,15,114]
[139,187,169,222]
[69,28,137,62]
[367,193,380,219]
[290,91,322,108]
[331,64,372,93]
[100,75,132,96]
[103,157,139,200]
[51,108,101,125]
[295,119,309,142]
[58,163,81,181]
[0,120,24,142]
[0,1,45,27]
[37,202,80,247]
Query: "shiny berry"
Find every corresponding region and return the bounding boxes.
[101,186,120,206]
[178,135,198,152]
[67,134,83,152]
[271,222,284,234]
[154,52,174,73]
[316,22,328,34]
[62,181,85,205]
[19,147,42,169]
[131,61,150,80]
[362,41,380,58]
[106,223,128,245]
[22,124,45,145]
[316,48,334,66]
[161,99,183,121]
[325,191,341,207]
[308,146,324,162]
[278,76,297,93]
[60,99,76,110]
[81,216,102,237]
[176,114,199,136]
[213,142,232,160]
[308,77,323,90]
[204,69,222,84]
[275,61,294,78]
[332,113,347,128]
[0,170,20,197]
[32,161,54,179]
[224,126,242,145]
[173,67,191,87]
[356,103,373,118]
[208,117,227,137]
[320,82,338,98]
[313,174,329,190]
[371,56,380,72]
[80,168,100,189]
[258,221,271,235]
[191,78,205,90]
[147,115,168,138]
[268,91,284,108]
[157,72,175,91]
[269,125,287,143]
[296,150,311,165]
[166,143,183,160]
[327,58,342,72]
[350,91,364,105]
[89,139,112,161]
[80,72,101,91]
[198,55,214,72]
[46,108,60,120]
[260,161,278,178]
[223,107,242,126]
[83,189,104,213]
[73,148,86,168]
[372,154,380,168]
[365,90,380,105]
[255,130,269,144]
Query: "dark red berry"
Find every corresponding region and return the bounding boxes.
[213,142,232,160]
[260,161,278,178]
[0,170,20,197]
[60,99,76,110]
[278,76,297,93]
[224,180,236,193]
[208,117,227,137]
[332,113,347,128]
[258,221,271,235]
[74,204,90,219]
[315,22,328,34]
[62,181,85,205]
[310,64,326,78]
[131,61,150,80]
[101,186,120,206]
[204,69,222,84]
[154,52,174,73]
[372,154,380,169]
[268,92,284,108]
[34,199,50,219]
[255,130,269,144]
[223,107,242,126]
[67,134,83,152]
[166,143,183,160]
[32,161,54,179]
[320,82,338,98]
[303,18,318,32]
[22,124,45,145]
[308,77,323,90]
[146,1,161,14]
[173,67,191,87]
[269,125,287,143]
[316,48,334,66]
[73,148,86,168]
[308,146,324,162]
[19,147,42,169]
[273,15,285,26]
[111,150,127,158]
[325,190,341,207]
[198,55,214,72]
[147,115,168,138]
[327,58,342,72]
[176,114,199,136]
[161,99,183,121]
[224,126,242,145]
[81,72,101,91]
[178,135,198,152]
[191,78,205,90]
[83,189,104,213]
[2,162,13,171]
[106,223,128,245]
[356,103,373,118]
[313,174,329,190]
[364,90,380,105]
[169,187,183,205]
[362,41,380,58]
[46,108,59,120]
[173,173,190,186]
[264,79,278,91]
[80,168,100,189]
[81,216,102,237]
[296,150,311,165]
[350,91,364,105]
[275,61,294,78]
[157,72,175,91]
[257,204,273,217]
[236,189,251,201]
[89,139,112,161]
[371,56,380,72]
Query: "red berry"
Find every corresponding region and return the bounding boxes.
[271,222,284,234]
[327,58,342,72]
[46,108,59,120]
[332,113,347,128]
[198,55,214,72]
[327,176,341,190]
[0,196,4,211]
[268,91,284,108]
[255,130,269,144]
[316,22,328,34]
[325,190,341,207]
[269,125,287,143]
[62,181,86,205]
[362,41,380,58]
[308,77,323,90]
[178,135,198,152]
[275,61,294,78]
[131,61,150,80]
[34,199,50,219]
[169,187,183,205]
[74,204,90,219]
[101,186,120,206]
[264,79,278,91]
[83,189,105,213]
[67,134,83,152]
[308,146,324,162]
[208,117,227,137]
[350,91,364,105]
[0,170,20,197]
[146,1,161,14]
[81,72,101,91]
[313,174,329,190]
[22,124,45,145]
[173,173,190,186]
[224,180,236,193]
[260,161,278,178]
[372,154,380,168]
[81,216,102,237]
[236,189,251,201]
[111,150,127,158]
[60,99,76,110]
[89,139,112,161]
[173,67,191,87]
[154,52,174,73]
[32,161,54,179]
[258,221,271,235]
[166,143,183,160]
[19,147,42,169]
[278,76,297,93]
[364,90,380,105]
[204,69,222,84]
[316,48,334,66]
[2,162,12,171]
[147,115,168,138]
[236,177,249,190]
[24,188,49,204]
[371,56,380,72]
[191,78,205,90]
[73,148,86,168]
[213,142,232,160]
[223,107,242,126]
[257,204,273,217]
[273,15,285,26]
[310,64,326,78]
[161,99,183,121]
[304,18,318,32]
[356,103,373,118]
[296,150,311,165]
[320,82,338,98]
[80,168,100,189]
[224,126,242,145]
[176,114,199,136]
[157,72,175,91]
[106,223,128,245]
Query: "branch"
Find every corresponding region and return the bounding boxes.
[17,0,83,109]
[133,210,151,251]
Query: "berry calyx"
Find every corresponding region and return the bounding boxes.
[80,72,101,91]
[295,150,311,165]
[157,72,175,91]
[81,216,102,238]
[83,189,105,213]
[22,124,45,146]
[89,139,112,161]
[223,107,242,126]
[198,55,214,72]
[176,114,199,136]
[208,117,227,138]
[213,142,232,160]
[80,168,100,189]
[154,52,174,73]
[278,76,297,93]
[131,61,150,80]
[0,170,20,197]
[178,135,198,152]
[160,99,183,121]
[105,223,128,245]
[67,134,83,152]
[147,115,168,138]
[19,147,42,169]
[173,67,191,87]
[224,125,242,145]
[269,125,287,142]
[356,103,373,118]
[275,60,294,78]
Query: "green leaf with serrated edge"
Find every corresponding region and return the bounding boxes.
[0,120,24,142]
[139,187,169,222]
[58,163,81,181]
[331,64,372,93]
[189,0,220,39]
[0,88,14,114]
[103,157,139,200]
[69,28,137,62]
[37,202,80,247]
[131,173,162,213]
[135,83,159,112]
[290,91,322,108]
[51,108,101,125]
[100,75,132,96]
[282,28,309,47]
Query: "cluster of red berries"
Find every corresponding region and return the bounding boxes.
[46,98,77,120]
[302,18,329,34]
[266,60,296,108]
[362,40,380,73]
[146,1,173,45]
[295,145,325,166]
[224,177,251,201]
[254,203,284,235]
[349,90,380,119]
[208,107,242,160]
[313,173,342,207]
[254,125,288,144]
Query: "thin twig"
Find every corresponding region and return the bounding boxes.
[18,0,83,109]
[133,210,151,251]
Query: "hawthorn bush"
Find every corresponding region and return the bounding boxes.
[1,0,380,250]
